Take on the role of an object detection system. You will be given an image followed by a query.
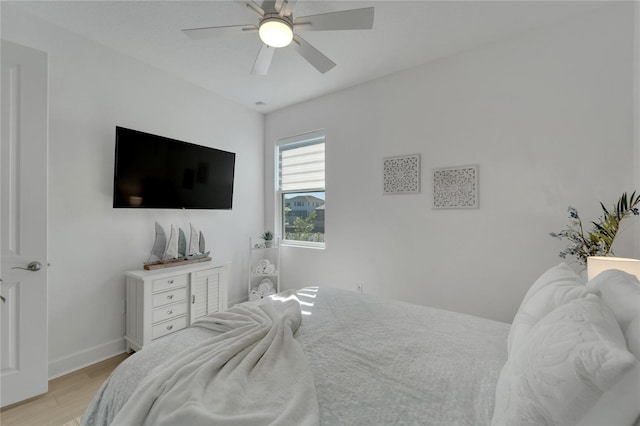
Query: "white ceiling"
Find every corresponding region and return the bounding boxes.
[9,0,610,113]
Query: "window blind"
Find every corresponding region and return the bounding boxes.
[278,136,325,192]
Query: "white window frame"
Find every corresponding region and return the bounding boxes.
[275,130,325,248]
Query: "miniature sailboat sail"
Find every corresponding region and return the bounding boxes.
[195,231,210,259]
[199,231,206,254]
[188,223,200,256]
[185,224,210,259]
[148,222,167,262]
[163,225,179,259]
[178,228,187,258]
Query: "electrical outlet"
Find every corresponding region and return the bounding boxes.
[356,283,364,293]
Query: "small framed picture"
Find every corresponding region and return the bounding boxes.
[432,164,479,209]
[383,154,420,194]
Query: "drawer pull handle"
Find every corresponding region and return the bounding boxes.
[167,310,173,315]
[167,295,174,300]
[166,325,173,331]
[168,279,174,284]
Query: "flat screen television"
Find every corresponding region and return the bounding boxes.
[113,126,235,209]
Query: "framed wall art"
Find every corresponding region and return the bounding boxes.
[432,164,478,209]
[383,154,420,194]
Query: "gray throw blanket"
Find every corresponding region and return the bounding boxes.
[111,291,319,426]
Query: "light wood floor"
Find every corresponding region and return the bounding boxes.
[0,353,129,426]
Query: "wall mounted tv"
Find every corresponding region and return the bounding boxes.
[113,126,235,209]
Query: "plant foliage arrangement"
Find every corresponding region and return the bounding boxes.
[260,231,274,241]
[550,191,640,265]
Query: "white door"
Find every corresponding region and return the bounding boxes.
[1,39,49,407]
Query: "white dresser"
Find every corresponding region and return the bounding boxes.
[124,260,229,352]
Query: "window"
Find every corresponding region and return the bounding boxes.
[277,131,325,246]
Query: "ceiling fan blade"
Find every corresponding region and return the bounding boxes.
[236,0,264,17]
[294,7,374,31]
[260,0,278,14]
[292,35,336,74]
[251,44,275,75]
[274,0,284,13]
[182,24,258,40]
[279,0,297,17]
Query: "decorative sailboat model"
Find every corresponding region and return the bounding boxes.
[144,222,211,270]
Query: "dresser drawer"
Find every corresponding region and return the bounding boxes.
[152,302,188,324]
[152,287,187,308]
[152,316,187,340]
[152,274,188,293]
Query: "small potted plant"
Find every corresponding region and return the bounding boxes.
[550,191,640,265]
[260,231,274,248]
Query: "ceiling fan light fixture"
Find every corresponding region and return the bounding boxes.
[259,16,293,48]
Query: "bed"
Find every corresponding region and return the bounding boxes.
[82,264,640,426]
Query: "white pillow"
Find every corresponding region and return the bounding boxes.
[625,316,640,360]
[508,263,586,356]
[583,272,640,425]
[578,363,640,426]
[586,269,640,358]
[493,294,639,426]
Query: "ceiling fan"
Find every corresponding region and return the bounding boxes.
[182,0,374,75]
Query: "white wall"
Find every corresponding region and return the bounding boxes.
[265,4,637,323]
[2,5,264,377]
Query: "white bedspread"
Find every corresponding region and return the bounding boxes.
[111,291,319,426]
[83,287,508,425]
[295,287,508,425]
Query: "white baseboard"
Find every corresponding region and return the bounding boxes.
[48,338,126,380]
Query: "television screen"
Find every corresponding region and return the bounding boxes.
[113,127,235,209]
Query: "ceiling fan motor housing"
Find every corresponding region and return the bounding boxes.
[259,14,294,47]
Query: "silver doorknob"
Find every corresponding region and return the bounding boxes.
[12,261,42,272]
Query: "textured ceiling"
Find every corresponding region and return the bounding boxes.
[8,1,610,113]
